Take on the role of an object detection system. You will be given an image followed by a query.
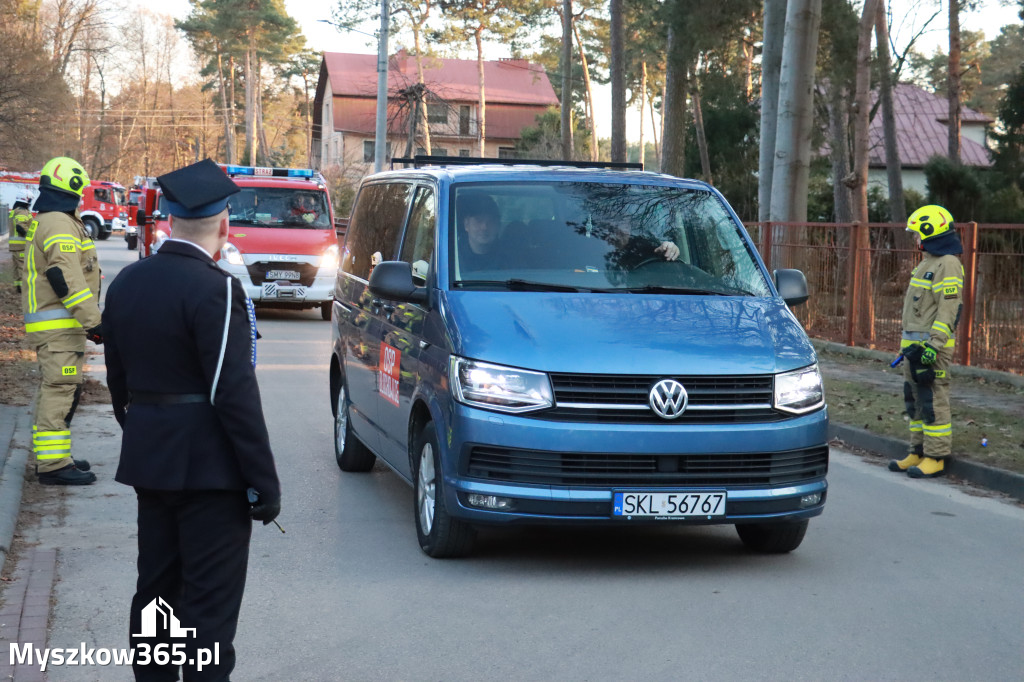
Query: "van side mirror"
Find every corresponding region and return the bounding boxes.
[369,261,429,306]
[136,208,146,225]
[774,268,809,307]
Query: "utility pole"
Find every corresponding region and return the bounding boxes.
[375,0,390,173]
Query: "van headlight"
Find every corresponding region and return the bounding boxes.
[774,364,825,414]
[449,357,554,414]
[321,244,339,269]
[220,241,244,266]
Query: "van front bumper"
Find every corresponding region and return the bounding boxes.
[220,260,337,305]
[441,404,829,525]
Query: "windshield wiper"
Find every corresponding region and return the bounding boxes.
[621,285,747,296]
[454,279,584,292]
[228,218,264,226]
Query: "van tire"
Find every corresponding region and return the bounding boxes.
[83,218,100,239]
[320,301,332,321]
[735,519,809,553]
[334,383,375,472]
[413,421,475,558]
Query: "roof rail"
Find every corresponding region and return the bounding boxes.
[390,155,644,171]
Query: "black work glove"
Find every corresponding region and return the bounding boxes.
[86,324,104,345]
[247,488,281,525]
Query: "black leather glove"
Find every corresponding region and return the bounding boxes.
[247,488,281,525]
[86,324,103,345]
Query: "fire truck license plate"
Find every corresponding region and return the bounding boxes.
[613,491,726,518]
[266,270,300,280]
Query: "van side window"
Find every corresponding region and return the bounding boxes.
[341,182,413,279]
[399,186,436,284]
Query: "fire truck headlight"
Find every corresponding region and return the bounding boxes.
[321,244,339,270]
[221,241,245,266]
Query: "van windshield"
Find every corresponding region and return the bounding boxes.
[228,188,331,229]
[450,182,771,296]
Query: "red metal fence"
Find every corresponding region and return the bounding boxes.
[745,222,1024,375]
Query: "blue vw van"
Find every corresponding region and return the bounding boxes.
[329,159,828,557]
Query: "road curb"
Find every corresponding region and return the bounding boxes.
[829,421,1024,503]
[0,406,32,576]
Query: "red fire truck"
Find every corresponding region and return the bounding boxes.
[79,180,129,240]
[136,165,339,319]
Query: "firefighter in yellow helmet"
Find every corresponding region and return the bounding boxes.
[22,156,101,485]
[888,205,964,478]
[8,191,33,292]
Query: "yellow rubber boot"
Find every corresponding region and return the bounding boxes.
[908,457,946,478]
[888,453,922,472]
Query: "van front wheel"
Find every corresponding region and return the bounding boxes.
[334,383,375,472]
[413,421,475,558]
[735,520,808,553]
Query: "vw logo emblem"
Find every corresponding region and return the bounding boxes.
[649,379,688,419]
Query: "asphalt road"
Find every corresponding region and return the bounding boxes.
[20,239,1024,681]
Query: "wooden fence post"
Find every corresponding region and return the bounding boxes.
[845,221,861,346]
[959,221,979,366]
[761,222,773,271]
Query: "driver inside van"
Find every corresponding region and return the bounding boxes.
[456,193,504,271]
[605,220,681,271]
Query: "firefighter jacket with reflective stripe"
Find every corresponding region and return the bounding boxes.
[8,208,31,252]
[902,252,963,349]
[22,211,101,335]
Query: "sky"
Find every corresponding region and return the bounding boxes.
[144,0,1021,143]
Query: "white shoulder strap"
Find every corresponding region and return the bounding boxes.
[210,276,232,405]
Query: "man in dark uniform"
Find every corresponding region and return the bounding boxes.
[103,159,281,682]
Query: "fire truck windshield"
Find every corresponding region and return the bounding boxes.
[227,188,331,229]
[112,187,126,206]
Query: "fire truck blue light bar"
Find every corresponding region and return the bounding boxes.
[222,165,315,178]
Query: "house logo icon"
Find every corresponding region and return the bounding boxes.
[132,597,197,638]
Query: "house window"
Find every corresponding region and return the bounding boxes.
[416,147,426,156]
[498,147,517,159]
[427,105,447,125]
[363,140,374,163]
[433,147,447,157]
[459,106,471,136]
[459,149,470,157]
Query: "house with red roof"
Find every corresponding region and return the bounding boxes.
[868,83,992,196]
[312,50,559,172]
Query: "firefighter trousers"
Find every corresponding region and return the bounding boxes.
[9,249,25,288]
[903,349,952,459]
[32,332,85,473]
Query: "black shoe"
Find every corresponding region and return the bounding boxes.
[38,464,97,486]
[74,459,91,471]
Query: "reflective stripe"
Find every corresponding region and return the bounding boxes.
[34,430,71,458]
[932,321,953,336]
[42,234,78,250]
[25,308,75,322]
[923,423,952,437]
[26,245,38,312]
[81,241,95,251]
[36,452,71,460]
[909,278,931,289]
[26,318,83,333]
[909,420,923,433]
[944,338,955,348]
[9,237,26,245]
[62,289,93,307]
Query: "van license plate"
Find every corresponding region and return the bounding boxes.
[266,270,300,280]
[613,491,726,518]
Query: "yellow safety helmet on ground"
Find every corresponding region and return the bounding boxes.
[40,156,90,198]
[907,205,954,241]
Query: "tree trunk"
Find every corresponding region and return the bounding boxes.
[217,50,235,164]
[691,68,712,183]
[661,26,688,178]
[758,0,786,223]
[413,29,431,154]
[769,0,823,225]
[256,56,270,164]
[475,28,486,156]
[851,0,880,344]
[638,61,647,167]
[828,84,853,223]
[228,55,237,164]
[609,0,626,162]
[561,0,574,160]
[875,0,906,226]
[947,0,962,162]
[572,18,598,161]
[244,35,256,165]
[649,85,660,167]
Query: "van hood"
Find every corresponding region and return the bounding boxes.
[441,291,816,375]
[225,226,336,256]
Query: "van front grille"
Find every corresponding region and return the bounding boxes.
[465,446,829,487]
[543,372,786,424]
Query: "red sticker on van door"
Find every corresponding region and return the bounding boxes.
[378,342,401,407]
